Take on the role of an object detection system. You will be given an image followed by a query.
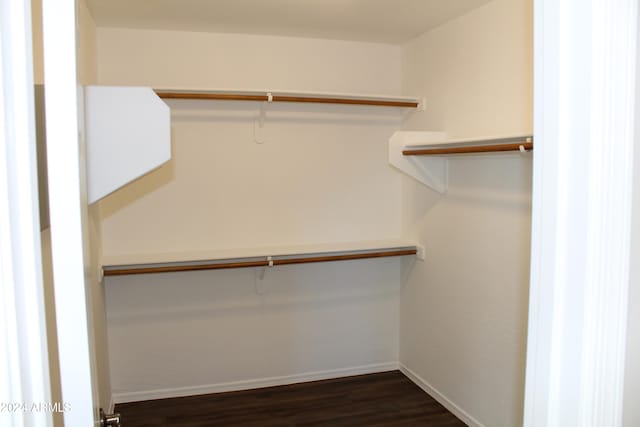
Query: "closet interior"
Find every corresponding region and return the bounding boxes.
[37,0,534,426]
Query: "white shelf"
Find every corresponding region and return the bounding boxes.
[402,134,533,148]
[389,131,533,193]
[85,86,171,203]
[154,88,422,108]
[102,240,421,276]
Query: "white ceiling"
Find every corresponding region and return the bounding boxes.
[85,0,493,44]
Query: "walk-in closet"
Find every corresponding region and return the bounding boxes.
[35,0,535,426]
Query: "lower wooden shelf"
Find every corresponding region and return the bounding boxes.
[102,242,419,276]
[154,88,421,108]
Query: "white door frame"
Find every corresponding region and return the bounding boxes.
[524,0,638,426]
[0,0,52,426]
[42,0,98,425]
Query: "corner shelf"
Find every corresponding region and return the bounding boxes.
[85,86,171,203]
[154,88,422,109]
[389,132,533,193]
[102,240,421,277]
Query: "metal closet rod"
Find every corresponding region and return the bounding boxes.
[102,248,418,276]
[402,141,534,156]
[154,90,420,108]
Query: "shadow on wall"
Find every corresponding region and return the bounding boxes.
[99,155,175,219]
[164,99,407,125]
[105,257,407,323]
[98,101,404,222]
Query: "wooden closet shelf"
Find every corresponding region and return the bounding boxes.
[403,141,533,156]
[154,90,420,108]
[102,245,418,276]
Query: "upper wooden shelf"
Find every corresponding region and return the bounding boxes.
[154,89,421,108]
[389,132,533,193]
[102,240,421,277]
[403,140,533,156]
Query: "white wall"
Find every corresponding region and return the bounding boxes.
[95,29,408,400]
[98,101,404,259]
[399,1,533,426]
[97,29,404,259]
[106,258,401,400]
[96,29,402,95]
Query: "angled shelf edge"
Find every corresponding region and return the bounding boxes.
[388,132,533,193]
[85,86,171,204]
[154,88,422,108]
[102,241,421,276]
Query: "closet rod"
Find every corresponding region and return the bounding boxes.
[154,91,419,108]
[402,141,533,156]
[155,92,269,102]
[103,248,417,276]
[270,96,418,108]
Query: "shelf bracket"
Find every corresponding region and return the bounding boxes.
[418,98,427,112]
[388,131,448,193]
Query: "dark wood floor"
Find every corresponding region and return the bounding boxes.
[115,371,467,427]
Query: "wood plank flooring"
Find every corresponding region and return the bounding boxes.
[114,371,467,427]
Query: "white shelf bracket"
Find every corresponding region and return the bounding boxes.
[418,98,427,111]
[520,136,533,155]
[388,131,448,193]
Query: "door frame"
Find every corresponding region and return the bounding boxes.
[41,0,98,425]
[0,0,52,425]
[524,0,638,425]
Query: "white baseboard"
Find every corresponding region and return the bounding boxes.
[399,364,485,427]
[113,362,399,404]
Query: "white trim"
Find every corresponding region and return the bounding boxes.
[0,0,52,425]
[399,364,484,427]
[41,0,97,425]
[113,362,398,404]
[525,0,638,426]
[107,395,115,414]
